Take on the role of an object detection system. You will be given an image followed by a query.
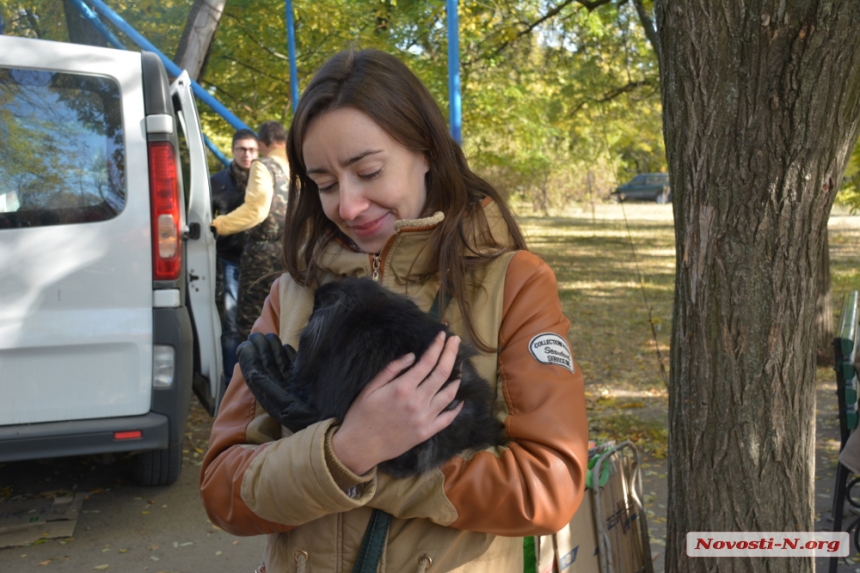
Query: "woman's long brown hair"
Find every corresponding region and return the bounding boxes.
[282,49,527,351]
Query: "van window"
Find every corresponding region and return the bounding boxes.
[0,68,125,229]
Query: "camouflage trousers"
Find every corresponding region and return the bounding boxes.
[236,240,283,342]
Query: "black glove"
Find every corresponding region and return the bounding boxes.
[237,332,320,433]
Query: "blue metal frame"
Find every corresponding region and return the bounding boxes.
[67,0,464,157]
[285,0,300,113]
[85,0,250,135]
[446,0,462,145]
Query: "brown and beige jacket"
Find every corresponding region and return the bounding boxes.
[200,202,589,572]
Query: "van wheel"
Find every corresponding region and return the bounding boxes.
[133,441,183,486]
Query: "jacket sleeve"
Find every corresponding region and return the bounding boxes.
[442,251,588,535]
[199,278,377,535]
[211,160,272,236]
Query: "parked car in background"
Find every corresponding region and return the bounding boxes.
[612,173,671,203]
[0,36,222,486]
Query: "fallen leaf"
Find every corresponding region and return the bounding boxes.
[148,545,159,551]
[94,566,109,571]
[150,556,160,562]
[38,560,51,566]
[215,551,222,556]
[232,540,240,545]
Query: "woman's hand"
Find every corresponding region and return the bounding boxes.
[331,332,464,476]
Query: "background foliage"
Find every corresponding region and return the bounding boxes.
[1,0,668,211]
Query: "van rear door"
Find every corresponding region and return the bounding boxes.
[0,38,153,425]
[170,72,223,414]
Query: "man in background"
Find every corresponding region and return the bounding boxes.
[210,129,258,383]
[211,121,289,348]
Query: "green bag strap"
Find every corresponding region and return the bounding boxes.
[352,509,392,573]
[352,288,448,573]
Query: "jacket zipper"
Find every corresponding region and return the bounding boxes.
[369,233,398,283]
[371,254,381,282]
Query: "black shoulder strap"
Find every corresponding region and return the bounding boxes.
[428,288,452,323]
[352,509,391,573]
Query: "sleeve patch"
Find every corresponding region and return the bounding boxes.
[528,333,574,372]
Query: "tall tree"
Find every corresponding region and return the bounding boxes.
[173,0,227,80]
[62,0,108,47]
[656,2,860,572]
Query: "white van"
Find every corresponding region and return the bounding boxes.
[0,36,223,485]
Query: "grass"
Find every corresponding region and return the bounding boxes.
[515,203,860,458]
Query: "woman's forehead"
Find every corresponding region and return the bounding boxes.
[302,108,397,167]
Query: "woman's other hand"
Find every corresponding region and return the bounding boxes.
[331,332,464,475]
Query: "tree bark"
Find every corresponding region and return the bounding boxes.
[173,0,227,81]
[655,2,860,572]
[815,233,834,366]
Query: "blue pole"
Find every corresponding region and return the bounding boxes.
[204,134,230,166]
[446,0,462,145]
[65,0,125,49]
[285,0,300,113]
[85,0,251,133]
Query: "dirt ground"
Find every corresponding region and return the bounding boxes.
[2,203,860,572]
[0,401,266,572]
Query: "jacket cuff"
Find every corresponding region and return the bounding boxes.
[324,423,377,496]
[240,419,376,526]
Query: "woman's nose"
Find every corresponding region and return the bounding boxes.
[338,180,369,221]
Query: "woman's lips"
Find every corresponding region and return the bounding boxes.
[348,214,387,238]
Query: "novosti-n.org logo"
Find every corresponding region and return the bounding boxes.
[686,532,849,557]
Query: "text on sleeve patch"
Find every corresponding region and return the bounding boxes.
[528,333,574,372]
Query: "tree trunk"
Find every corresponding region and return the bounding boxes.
[173,0,227,81]
[63,0,109,47]
[815,233,834,366]
[655,2,860,572]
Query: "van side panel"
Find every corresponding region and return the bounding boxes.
[0,41,153,426]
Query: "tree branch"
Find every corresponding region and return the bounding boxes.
[25,9,42,38]
[464,0,616,67]
[221,12,289,61]
[218,55,293,88]
[631,0,661,69]
[197,79,255,113]
[569,78,654,116]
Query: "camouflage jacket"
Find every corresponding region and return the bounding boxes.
[246,157,288,244]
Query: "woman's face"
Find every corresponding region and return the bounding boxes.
[302,107,429,254]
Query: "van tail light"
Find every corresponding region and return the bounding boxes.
[148,141,181,281]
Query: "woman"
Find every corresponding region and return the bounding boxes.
[200,49,588,573]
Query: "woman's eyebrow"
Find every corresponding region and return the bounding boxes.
[342,149,383,167]
[307,149,383,175]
